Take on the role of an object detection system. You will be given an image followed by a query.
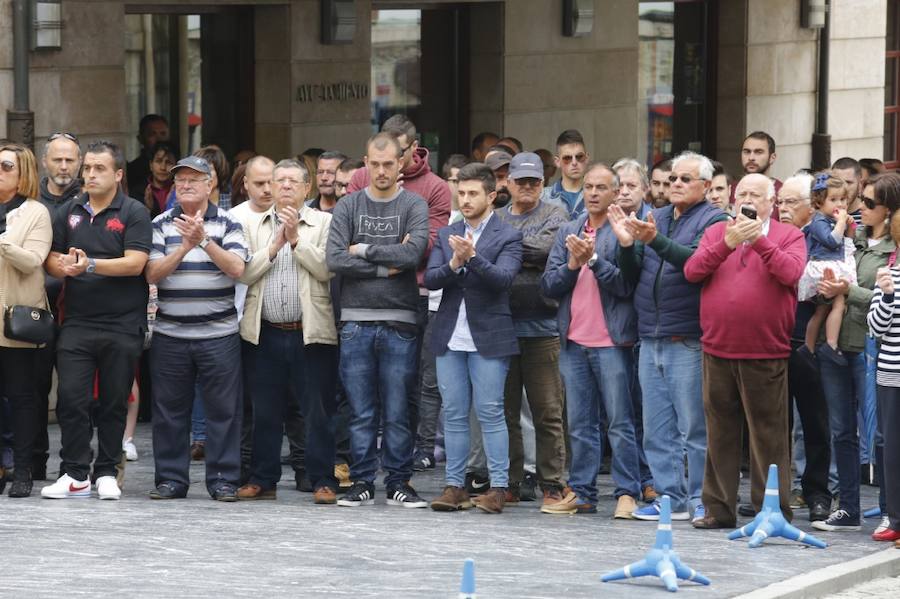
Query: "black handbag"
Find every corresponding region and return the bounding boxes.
[3,305,55,345]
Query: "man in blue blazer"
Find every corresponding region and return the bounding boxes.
[424,162,523,514]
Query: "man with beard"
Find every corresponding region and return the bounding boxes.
[326,132,430,508]
[486,151,512,208]
[34,132,83,479]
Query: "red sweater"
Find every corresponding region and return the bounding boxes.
[683,220,806,359]
[348,147,451,288]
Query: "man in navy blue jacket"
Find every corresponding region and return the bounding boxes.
[424,163,523,514]
[542,163,644,517]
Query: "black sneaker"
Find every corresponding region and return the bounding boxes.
[811,509,861,531]
[464,472,490,496]
[520,472,537,502]
[809,500,831,522]
[337,481,375,507]
[412,452,435,472]
[386,483,428,508]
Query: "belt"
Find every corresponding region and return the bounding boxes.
[264,320,303,331]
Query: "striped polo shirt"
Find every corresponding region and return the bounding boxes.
[150,202,249,340]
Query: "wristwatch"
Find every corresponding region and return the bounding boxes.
[587,252,598,267]
[86,257,96,274]
[198,236,210,250]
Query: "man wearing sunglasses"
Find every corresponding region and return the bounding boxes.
[544,129,589,220]
[496,152,572,512]
[611,150,728,523]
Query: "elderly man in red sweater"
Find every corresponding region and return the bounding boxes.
[683,173,806,528]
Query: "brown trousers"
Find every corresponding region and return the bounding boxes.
[504,336,566,489]
[702,353,793,525]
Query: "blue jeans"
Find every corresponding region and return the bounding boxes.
[560,342,642,503]
[191,382,206,443]
[818,347,865,521]
[339,322,417,488]
[860,336,878,464]
[243,325,338,490]
[638,337,705,512]
[435,351,510,488]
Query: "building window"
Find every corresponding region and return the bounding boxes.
[638,1,714,167]
[886,1,900,168]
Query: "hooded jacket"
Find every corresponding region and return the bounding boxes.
[348,147,451,288]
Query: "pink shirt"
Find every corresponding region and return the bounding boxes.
[566,223,615,348]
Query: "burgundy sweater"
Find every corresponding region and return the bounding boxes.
[683,219,806,359]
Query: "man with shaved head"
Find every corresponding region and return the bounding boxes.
[684,173,806,528]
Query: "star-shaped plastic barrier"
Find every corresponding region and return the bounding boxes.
[728,464,827,549]
[601,495,711,592]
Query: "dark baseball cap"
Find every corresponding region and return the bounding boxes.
[170,156,211,176]
[485,151,512,171]
[509,152,544,180]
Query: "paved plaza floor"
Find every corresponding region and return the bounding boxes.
[1,425,896,598]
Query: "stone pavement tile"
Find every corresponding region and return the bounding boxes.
[823,576,900,598]
[0,425,889,598]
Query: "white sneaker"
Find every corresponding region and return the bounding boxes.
[123,438,138,462]
[41,474,91,499]
[875,515,891,535]
[96,476,121,500]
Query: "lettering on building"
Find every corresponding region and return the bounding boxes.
[296,82,370,103]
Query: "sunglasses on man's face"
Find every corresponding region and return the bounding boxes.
[48,132,79,144]
[0,160,16,173]
[668,174,703,185]
[559,153,586,164]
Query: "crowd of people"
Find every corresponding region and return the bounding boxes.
[1,113,899,548]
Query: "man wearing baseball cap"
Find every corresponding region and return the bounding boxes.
[495,152,572,513]
[145,155,250,501]
[486,151,512,208]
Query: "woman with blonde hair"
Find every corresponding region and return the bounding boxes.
[0,143,54,497]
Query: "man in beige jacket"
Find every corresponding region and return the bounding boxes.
[231,157,339,504]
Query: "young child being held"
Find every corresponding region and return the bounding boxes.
[799,171,858,356]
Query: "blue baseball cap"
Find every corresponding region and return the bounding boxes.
[509,152,544,180]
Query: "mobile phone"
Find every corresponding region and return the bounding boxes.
[740,204,758,220]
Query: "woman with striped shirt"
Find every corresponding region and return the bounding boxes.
[867,208,900,546]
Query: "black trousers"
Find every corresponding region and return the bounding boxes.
[878,385,900,531]
[0,347,38,481]
[56,325,143,480]
[788,342,832,506]
[32,338,55,471]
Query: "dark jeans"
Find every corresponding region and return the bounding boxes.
[339,322,417,487]
[56,325,143,480]
[631,342,654,488]
[818,347,864,521]
[415,310,441,456]
[286,368,350,473]
[244,325,338,490]
[0,347,38,481]
[405,295,428,438]
[877,385,900,530]
[33,337,55,471]
[150,333,243,494]
[788,342,831,506]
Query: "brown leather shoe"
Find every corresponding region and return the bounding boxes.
[314,486,337,504]
[475,487,506,514]
[692,515,733,529]
[541,488,578,514]
[237,483,276,500]
[504,487,521,504]
[190,442,205,461]
[334,463,352,489]
[431,486,473,511]
[642,484,658,503]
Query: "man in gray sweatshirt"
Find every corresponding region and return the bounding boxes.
[326,132,430,508]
